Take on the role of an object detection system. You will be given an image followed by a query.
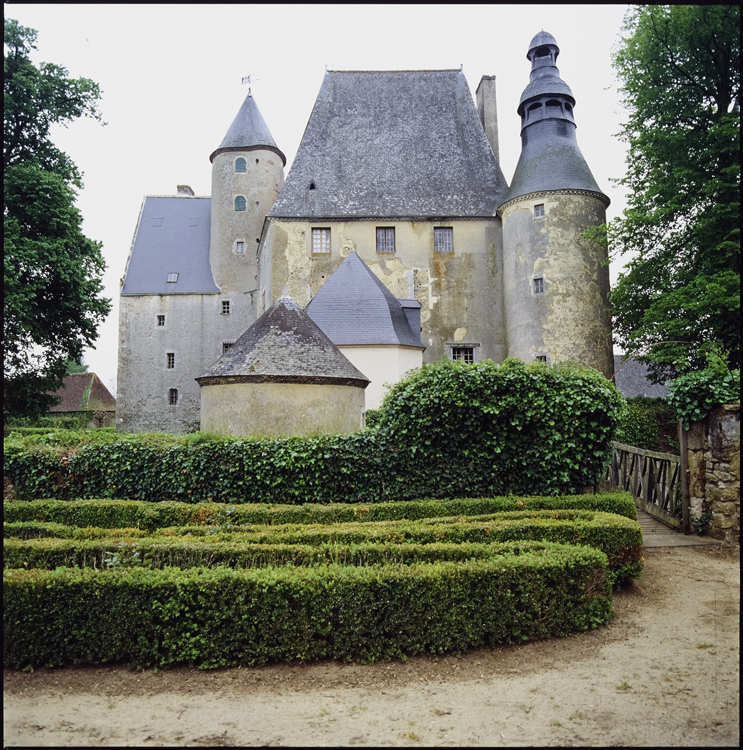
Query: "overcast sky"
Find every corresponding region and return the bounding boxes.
[6,3,632,395]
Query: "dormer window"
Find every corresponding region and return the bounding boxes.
[166,273,179,283]
[308,181,317,190]
[235,157,247,173]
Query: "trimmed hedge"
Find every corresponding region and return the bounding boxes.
[4,359,625,502]
[1,492,637,530]
[4,542,613,669]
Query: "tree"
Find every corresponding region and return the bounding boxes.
[4,18,111,418]
[608,5,740,383]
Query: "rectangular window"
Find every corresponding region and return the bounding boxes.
[533,277,545,294]
[166,273,179,283]
[221,300,230,315]
[534,204,545,217]
[168,388,178,406]
[535,355,548,362]
[312,228,331,254]
[434,227,453,253]
[157,315,165,326]
[166,352,175,369]
[376,227,395,253]
[222,342,234,354]
[451,347,474,363]
[235,241,245,255]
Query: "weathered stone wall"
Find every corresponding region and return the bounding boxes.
[261,218,507,366]
[116,294,253,433]
[199,380,366,437]
[500,191,613,378]
[687,404,740,543]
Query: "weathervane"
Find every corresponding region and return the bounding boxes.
[241,74,256,95]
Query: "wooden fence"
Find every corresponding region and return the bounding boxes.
[603,441,682,529]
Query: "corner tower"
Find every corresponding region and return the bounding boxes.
[209,91,285,318]
[498,32,613,377]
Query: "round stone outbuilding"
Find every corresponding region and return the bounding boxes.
[196,294,369,437]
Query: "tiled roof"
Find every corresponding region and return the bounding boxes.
[613,356,670,398]
[48,372,116,412]
[121,196,219,295]
[197,295,370,386]
[268,70,508,220]
[305,252,424,348]
[209,92,286,165]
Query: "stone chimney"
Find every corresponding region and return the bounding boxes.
[476,75,500,163]
[177,185,195,197]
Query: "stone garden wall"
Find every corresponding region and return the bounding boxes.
[687,404,740,544]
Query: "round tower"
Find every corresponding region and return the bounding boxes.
[498,32,613,378]
[209,92,285,301]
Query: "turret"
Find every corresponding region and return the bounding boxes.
[498,32,613,378]
[208,91,285,307]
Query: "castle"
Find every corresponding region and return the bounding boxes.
[116,31,613,433]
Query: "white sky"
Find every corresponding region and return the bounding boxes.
[6,3,632,395]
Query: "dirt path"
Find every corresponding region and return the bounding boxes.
[4,545,739,747]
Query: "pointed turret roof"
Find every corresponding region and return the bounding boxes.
[305,252,424,349]
[197,294,369,387]
[209,92,286,165]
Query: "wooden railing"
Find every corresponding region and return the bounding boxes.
[603,441,682,529]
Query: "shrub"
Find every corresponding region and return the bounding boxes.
[614,397,679,453]
[668,362,740,430]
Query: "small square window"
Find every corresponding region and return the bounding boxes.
[168,388,178,406]
[376,227,395,253]
[534,204,545,218]
[157,315,165,326]
[221,300,230,315]
[312,228,331,254]
[533,277,545,294]
[152,218,164,228]
[166,352,175,369]
[535,355,548,362]
[222,342,234,354]
[434,227,453,253]
[166,273,179,283]
[451,347,474,363]
[235,241,245,255]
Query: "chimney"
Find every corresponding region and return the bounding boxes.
[476,75,500,163]
[177,185,195,197]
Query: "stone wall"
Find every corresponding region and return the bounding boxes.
[687,403,740,543]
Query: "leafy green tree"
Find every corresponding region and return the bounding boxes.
[4,18,111,418]
[609,5,740,382]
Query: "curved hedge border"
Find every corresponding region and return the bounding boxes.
[2,492,637,529]
[4,542,612,669]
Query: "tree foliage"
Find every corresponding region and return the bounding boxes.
[609,5,740,382]
[4,18,111,418]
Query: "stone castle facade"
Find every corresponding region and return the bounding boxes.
[117,31,613,433]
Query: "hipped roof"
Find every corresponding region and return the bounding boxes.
[48,372,116,413]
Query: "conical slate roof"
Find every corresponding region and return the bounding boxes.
[197,295,369,387]
[305,252,424,349]
[209,93,286,165]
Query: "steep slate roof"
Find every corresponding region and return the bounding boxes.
[121,196,218,295]
[197,295,369,386]
[503,33,606,205]
[305,252,424,348]
[613,356,670,398]
[209,92,286,165]
[269,70,509,220]
[48,373,116,413]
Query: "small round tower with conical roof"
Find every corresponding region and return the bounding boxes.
[498,32,613,377]
[209,91,286,308]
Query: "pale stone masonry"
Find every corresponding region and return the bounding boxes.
[117,31,614,433]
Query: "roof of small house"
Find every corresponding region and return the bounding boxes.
[305,251,424,348]
[197,294,370,387]
[209,92,286,165]
[268,69,509,220]
[48,372,117,413]
[613,355,670,398]
[121,196,218,295]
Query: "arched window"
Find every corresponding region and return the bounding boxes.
[234,195,246,211]
[235,157,247,173]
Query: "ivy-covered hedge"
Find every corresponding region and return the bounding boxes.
[614,397,679,454]
[4,359,625,502]
[2,493,637,530]
[4,542,613,669]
